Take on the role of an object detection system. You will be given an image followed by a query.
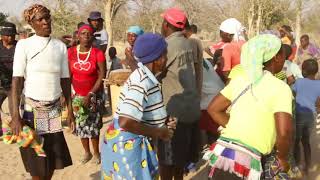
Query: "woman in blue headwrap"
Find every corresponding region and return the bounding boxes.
[101,33,177,180]
[204,34,293,179]
[125,25,144,70]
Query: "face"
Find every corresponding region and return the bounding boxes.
[152,50,168,74]
[127,33,138,47]
[1,35,15,44]
[161,20,168,37]
[300,37,309,48]
[89,19,102,30]
[273,48,286,73]
[78,29,93,46]
[279,30,285,38]
[220,31,233,43]
[30,11,51,37]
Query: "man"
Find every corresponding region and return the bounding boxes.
[157,8,201,180]
[0,22,18,132]
[184,24,203,94]
[88,11,108,54]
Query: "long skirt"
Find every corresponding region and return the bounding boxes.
[101,118,159,180]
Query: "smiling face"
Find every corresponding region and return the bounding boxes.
[30,10,51,37]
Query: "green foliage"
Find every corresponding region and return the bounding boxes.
[0,12,8,25]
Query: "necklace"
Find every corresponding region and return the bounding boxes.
[76,45,92,63]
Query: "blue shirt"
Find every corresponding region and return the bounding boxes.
[293,78,320,113]
[115,63,167,127]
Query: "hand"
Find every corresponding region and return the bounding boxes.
[67,113,76,133]
[10,117,24,136]
[166,117,177,130]
[277,156,290,172]
[157,127,174,141]
[83,95,91,108]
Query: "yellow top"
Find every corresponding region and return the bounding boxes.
[221,66,292,154]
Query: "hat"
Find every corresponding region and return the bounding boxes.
[161,8,187,29]
[133,33,167,64]
[88,11,103,21]
[127,26,144,36]
[219,18,244,41]
[0,22,17,36]
[78,24,94,36]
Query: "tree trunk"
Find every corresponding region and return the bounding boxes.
[256,1,262,35]
[295,0,302,46]
[247,0,256,38]
[104,0,113,46]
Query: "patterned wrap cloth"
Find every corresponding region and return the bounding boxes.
[101,118,159,180]
[203,139,262,179]
[2,124,46,157]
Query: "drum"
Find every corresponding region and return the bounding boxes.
[105,69,131,115]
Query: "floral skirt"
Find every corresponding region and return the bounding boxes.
[101,118,159,180]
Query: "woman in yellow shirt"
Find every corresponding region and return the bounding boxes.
[203,34,293,179]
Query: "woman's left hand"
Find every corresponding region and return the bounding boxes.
[68,113,76,133]
[83,94,91,108]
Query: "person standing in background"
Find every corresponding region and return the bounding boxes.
[0,21,18,135]
[88,11,108,54]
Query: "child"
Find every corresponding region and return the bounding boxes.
[292,59,320,174]
[108,47,123,71]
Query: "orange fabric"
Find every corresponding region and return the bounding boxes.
[221,40,245,72]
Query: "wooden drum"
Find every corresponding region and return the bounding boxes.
[105,69,131,115]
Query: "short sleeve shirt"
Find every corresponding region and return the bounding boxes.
[221,40,245,72]
[116,63,167,127]
[220,67,292,154]
[68,46,106,96]
[94,29,108,46]
[12,35,70,101]
[0,40,16,89]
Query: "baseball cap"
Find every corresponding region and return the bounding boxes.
[161,8,187,29]
[0,22,17,36]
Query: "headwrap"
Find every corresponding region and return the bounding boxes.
[240,34,281,84]
[133,33,167,64]
[219,18,245,42]
[127,26,144,36]
[23,4,50,25]
[78,24,94,36]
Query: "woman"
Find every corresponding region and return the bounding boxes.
[124,25,144,71]
[10,4,74,180]
[101,33,176,180]
[68,24,106,164]
[204,34,293,179]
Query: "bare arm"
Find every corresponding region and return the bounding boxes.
[194,61,203,95]
[119,117,173,141]
[90,61,106,93]
[100,44,108,54]
[60,78,75,129]
[125,48,138,71]
[207,93,231,127]
[274,112,292,171]
[10,77,25,135]
[204,47,214,57]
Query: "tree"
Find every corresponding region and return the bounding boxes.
[0,12,8,25]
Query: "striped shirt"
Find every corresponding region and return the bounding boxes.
[115,63,167,127]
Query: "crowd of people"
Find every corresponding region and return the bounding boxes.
[0,3,320,180]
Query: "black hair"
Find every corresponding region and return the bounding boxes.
[165,20,183,32]
[282,44,292,59]
[281,25,292,32]
[300,34,309,40]
[77,22,85,29]
[302,59,318,76]
[109,46,117,55]
[185,24,198,34]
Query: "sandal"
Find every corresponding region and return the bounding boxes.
[91,153,101,165]
[80,152,93,164]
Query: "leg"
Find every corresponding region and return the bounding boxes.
[173,166,184,180]
[91,137,101,164]
[32,177,40,180]
[294,124,303,166]
[301,125,312,171]
[159,164,173,180]
[80,138,92,164]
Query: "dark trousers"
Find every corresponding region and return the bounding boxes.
[294,112,314,169]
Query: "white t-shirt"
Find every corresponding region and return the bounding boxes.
[94,29,108,46]
[284,60,303,79]
[12,35,70,101]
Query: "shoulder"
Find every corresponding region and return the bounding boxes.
[267,73,291,93]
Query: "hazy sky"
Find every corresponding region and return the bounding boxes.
[0,0,34,18]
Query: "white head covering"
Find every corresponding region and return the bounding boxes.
[219,18,245,42]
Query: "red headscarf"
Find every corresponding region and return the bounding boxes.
[78,24,94,36]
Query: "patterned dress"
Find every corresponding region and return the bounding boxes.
[101,63,167,180]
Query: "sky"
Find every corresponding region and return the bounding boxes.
[0,0,34,19]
